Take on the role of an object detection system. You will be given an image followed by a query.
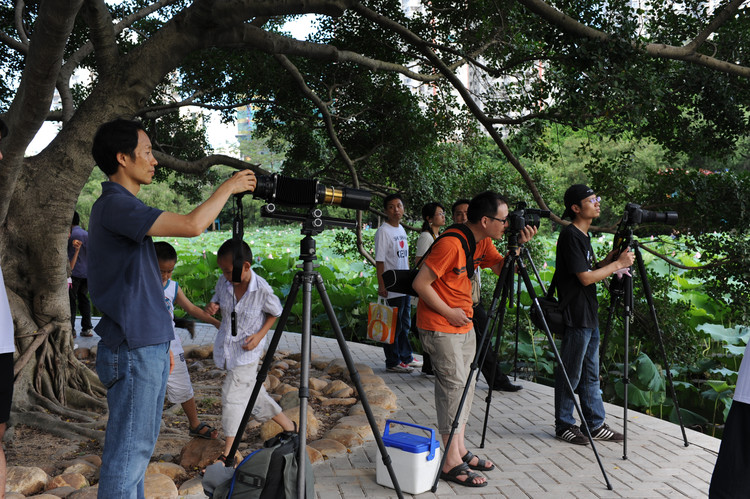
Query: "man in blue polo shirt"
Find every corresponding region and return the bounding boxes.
[89,118,256,498]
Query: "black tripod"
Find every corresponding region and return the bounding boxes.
[223,205,404,499]
[430,234,613,492]
[600,231,689,459]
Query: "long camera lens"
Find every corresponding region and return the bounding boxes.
[251,173,371,210]
[623,203,678,225]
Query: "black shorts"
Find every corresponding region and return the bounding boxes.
[0,352,14,424]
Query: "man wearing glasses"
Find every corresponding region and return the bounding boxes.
[413,191,535,487]
[554,184,634,445]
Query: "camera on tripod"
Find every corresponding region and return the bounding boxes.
[507,201,551,232]
[620,203,678,226]
[241,172,371,211]
[614,202,678,254]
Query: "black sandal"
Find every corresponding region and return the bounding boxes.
[189,422,218,440]
[439,462,488,488]
[462,450,495,471]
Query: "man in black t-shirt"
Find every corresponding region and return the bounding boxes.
[554,184,634,445]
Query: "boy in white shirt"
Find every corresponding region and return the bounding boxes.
[374,193,420,373]
[205,239,295,461]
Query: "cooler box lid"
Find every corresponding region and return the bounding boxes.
[382,420,439,460]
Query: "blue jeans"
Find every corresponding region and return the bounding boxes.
[554,326,606,432]
[96,341,170,499]
[383,295,412,368]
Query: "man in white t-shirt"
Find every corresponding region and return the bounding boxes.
[0,117,16,496]
[709,340,750,498]
[375,193,420,373]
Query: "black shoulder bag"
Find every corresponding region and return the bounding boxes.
[529,272,578,337]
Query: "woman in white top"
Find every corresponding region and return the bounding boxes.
[414,202,446,266]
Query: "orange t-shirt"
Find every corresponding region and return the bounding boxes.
[416,229,504,334]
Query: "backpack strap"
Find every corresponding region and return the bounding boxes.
[413,224,476,278]
[440,224,476,278]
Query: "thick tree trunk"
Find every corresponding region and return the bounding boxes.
[1,125,107,441]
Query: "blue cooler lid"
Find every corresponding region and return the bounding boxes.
[382,420,439,460]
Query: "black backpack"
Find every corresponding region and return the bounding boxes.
[382,224,476,296]
[208,430,314,499]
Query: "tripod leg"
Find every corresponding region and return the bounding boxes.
[633,244,689,447]
[295,272,315,498]
[312,274,405,499]
[224,272,303,466]
[516,258,614,491]
[479,273,512,448]
[622,275,632,460]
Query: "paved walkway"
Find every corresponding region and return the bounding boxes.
[75,318,720,498]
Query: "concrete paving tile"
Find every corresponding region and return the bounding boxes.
[131,322,721,499]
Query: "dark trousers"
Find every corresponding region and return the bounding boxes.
[69,276,93,331]
[709,399,750,498]
[383,295,412,368]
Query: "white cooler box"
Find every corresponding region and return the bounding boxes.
[375,419,441,495]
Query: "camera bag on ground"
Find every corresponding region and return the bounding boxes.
[529,272,576,337]
[204,430,314,499]
[382,224,476,296]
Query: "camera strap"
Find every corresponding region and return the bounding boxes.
[231,195,244,336]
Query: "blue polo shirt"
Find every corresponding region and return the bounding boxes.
[88,182,174,349]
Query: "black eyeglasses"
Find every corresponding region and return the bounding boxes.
[487,216,508,224]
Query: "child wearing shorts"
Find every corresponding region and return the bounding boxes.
[155,241,221,439]
[205,239,295,461]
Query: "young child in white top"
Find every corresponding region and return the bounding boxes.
[205,239,295,461]
[154,241,221,440]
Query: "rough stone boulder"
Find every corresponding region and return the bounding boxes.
[6,466,49,495]
[179,438,226,470]
[143,472,178,498]
[307,438,348,458]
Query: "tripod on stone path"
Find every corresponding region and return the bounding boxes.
[222,204,405,499]
[431,232,614,493]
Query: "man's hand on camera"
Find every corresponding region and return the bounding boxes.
[518,225,537,245]
[226,169,257,195]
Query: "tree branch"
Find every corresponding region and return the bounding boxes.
[0,28,28,54]
[515,0,750,78]
[14,0,29,46]
[152,150,268,176]
[273,53,375,264]
[638,242,729,270]
[356,3,557,219]
[0,0,83,224]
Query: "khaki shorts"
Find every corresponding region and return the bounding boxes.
[418,327,476,434]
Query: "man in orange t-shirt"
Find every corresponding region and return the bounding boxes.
[413,191,536,488]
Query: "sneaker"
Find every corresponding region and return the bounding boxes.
[589,423,624,441]
[80,329,94,337]
[386,363,414,373]
[556,425,589,445]
[407,357,423,368]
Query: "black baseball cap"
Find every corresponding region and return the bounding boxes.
[562,184,594,219]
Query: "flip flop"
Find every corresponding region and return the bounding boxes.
[462,450,495,472]
[189,422,218,440]
[439,462,487,488]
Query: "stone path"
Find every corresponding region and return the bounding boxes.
[74,318,721,498]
